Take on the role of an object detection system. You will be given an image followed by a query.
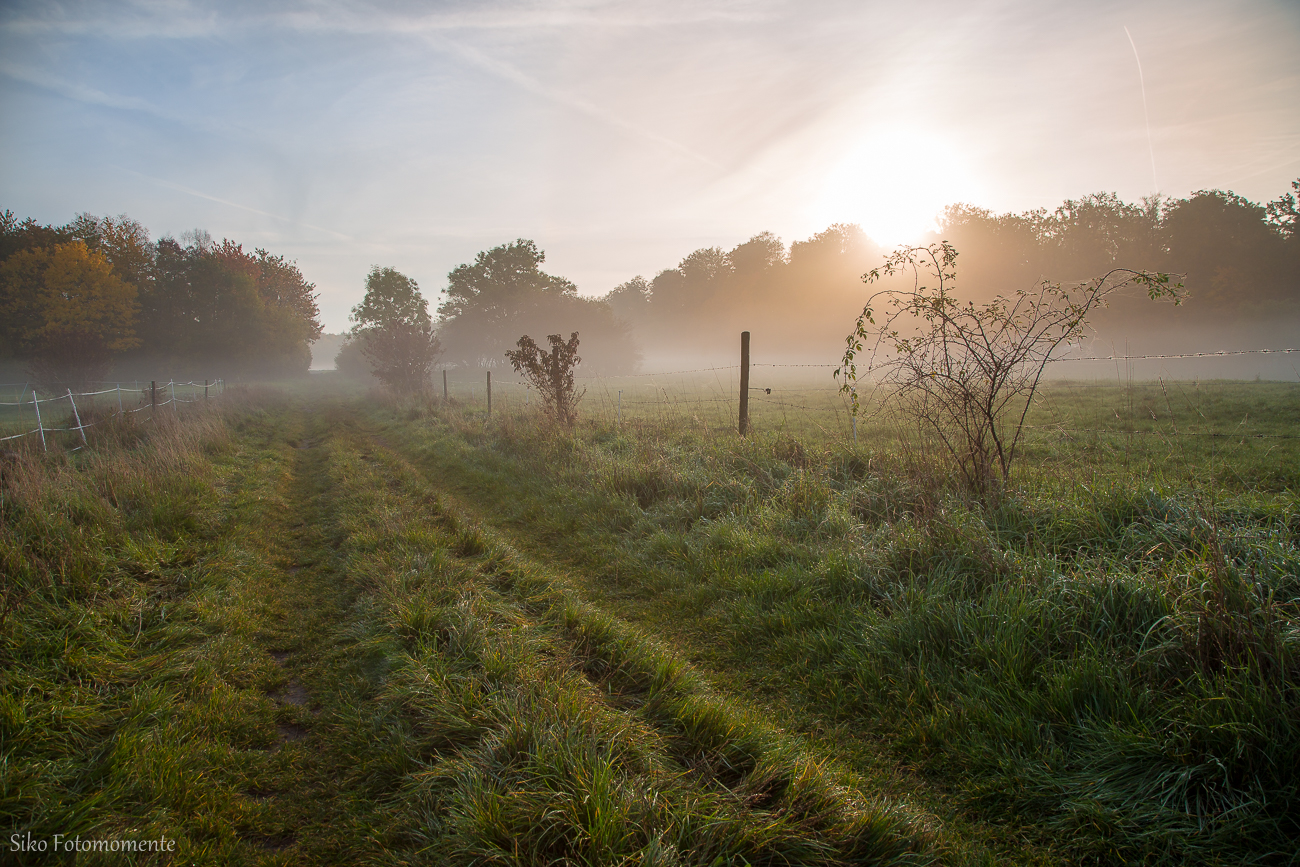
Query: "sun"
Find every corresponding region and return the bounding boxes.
[809,128,981,247]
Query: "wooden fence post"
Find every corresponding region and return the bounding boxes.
[739,331,751,436]
[486,370,492,417]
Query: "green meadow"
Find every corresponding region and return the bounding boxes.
[2,375,1297,865]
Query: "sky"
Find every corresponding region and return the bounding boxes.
[2,0,1298,333]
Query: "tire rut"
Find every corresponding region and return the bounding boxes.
[230,406,355,862]
[341,421,945,857]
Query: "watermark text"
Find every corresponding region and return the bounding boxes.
[10,831,176,854]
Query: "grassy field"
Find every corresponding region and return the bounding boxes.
[2,375,1297,864]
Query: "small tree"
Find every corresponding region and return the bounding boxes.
[505,332,584,426]
[349,266,440,394]
[836,242,1181,497]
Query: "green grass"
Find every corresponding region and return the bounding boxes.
[364,377,1299,865]
[314,415,939,863]
[3,376,1296,864]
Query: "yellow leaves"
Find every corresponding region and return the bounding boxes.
[0,241,140,353]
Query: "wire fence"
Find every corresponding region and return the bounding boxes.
[0,379,225,451]
[430,347,1300,446]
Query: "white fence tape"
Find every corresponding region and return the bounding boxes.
[0,379,223,452]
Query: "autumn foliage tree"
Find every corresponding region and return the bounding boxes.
[0,240,139,388]
[0,210,323,380]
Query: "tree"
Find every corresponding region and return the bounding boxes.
[350,266,440,393]
[120,234,321,377]
[505,332,584,426]
[440,239,576,322]
[603,275,651,321]
[1,210,325,378]
[1265,179,1299,240]
[68,213,154,290]
[1161,190,1289,317]
[0,241,139,388]
[333,334,375,380]
[836,242,1182,498]
[213,240,322,374]
[438,239,638,373]
[646,247,731,317]
[141,238,268,375]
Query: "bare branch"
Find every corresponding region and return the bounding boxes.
[836,243,1183,498]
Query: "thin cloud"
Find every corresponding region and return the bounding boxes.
[2,1,730,168]
[268,3,727,166]
[3,0,771,39]
[1221,151,1300,189]
[1,0,220,39]
[0,60,258,142]
[424,34,719,167]
[129,171,354,242]
[0,61,163,115]
[276,0,773,34]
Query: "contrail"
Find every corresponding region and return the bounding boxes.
[126,170,353,241]
[1124,26,1159,193]
[420,33,719,168]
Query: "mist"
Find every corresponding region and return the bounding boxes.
[459,184,1297,383]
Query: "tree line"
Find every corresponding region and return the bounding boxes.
[593,182,1300,362]
[344,180,1299,384]
[0,211,322,387]
[9,180,1294,389]
[937,183,1300,326]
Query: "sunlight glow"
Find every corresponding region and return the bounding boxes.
[810,128,982,247]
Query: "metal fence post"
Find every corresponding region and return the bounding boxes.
[32,391,46,452]
[67,389,87,445]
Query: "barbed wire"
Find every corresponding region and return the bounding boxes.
[748,397,826,415]
[1053,348,1298,362]
[1019,424,1300,439]
[584,365,741,378]
[434,348,1300,383]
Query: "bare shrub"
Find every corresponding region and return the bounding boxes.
[505,332,584,426]
[836,242,1181,498]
